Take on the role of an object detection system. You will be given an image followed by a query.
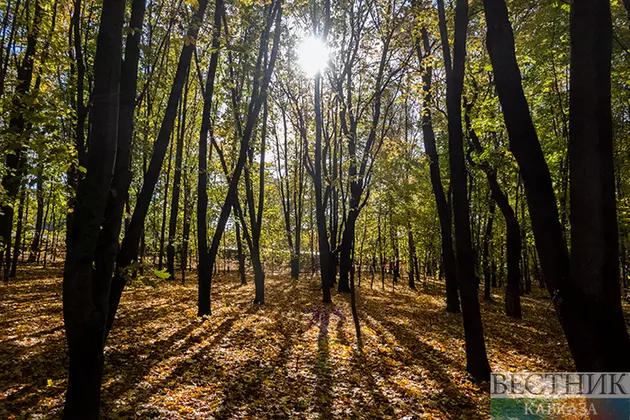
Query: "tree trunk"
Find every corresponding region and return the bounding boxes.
[417,29,460,313]
[167,75,189,279]
[520,190,531,294]
[41,188,53,268]
[90,0,146,340]
[482,201,495,301]
[313,59,333,303]
[246,96,269,305]
[445,0,491,382]
[407,221,416,290]
[1,0,44,280]
[196,0,223,306]
[158,133,173,270]
[235,216,246,285]
[10,183,26,277]
[181,169,191,284]
[107,0,210,331]
[349,242,362,350]
[483,0,630,370]
[28,168,44,262]
[62,0,126,416]
[199,0,282,314]
[568,0,630,369]
[464,102,522,318]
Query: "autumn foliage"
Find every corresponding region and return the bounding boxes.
[4,266,621,418]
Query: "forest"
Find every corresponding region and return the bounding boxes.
[1,0,630,417]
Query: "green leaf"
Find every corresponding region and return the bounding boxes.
[154,268,171,280]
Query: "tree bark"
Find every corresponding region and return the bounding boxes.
[235,216,246,285]
[568,0,630,369]
[464,102,522,318]
[10,182,26,277]
[196,0,222,299]
[482,201,495,301]
[158,133,173,270]
[483,0,630,370]
[167,74,189,279]
[62,0,126,416]
[28,167,44,262]
[407,221,416,290]
[107,0,210,331]
[1,0,43,281]
[93,0,146,339]
[199,0,282,314]
[313,52,333,302]
[445,0,491,382]
[417,28,460,312]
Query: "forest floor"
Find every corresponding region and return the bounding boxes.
[2,265,629,419]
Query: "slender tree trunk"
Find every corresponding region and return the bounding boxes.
[407,221,416,290]
[41,188,53,268]
[310,192,315,275]
[10,183,26,277]
[158,134,173,270]
[482,201,495,301]
[43,199,56,269]
[417,29,460,312]
[108,0,210,330]
[277,114,295,278]
[246,96,268,305]
[181,174,191,284]
[445,0,491,382]
[0,0,16,96]
[167,74,189,279]
[196,0,223,307]
[21,191,28,263]
[464,103,522,318]
[51,210,60,263]
[199,0,282,314]
[92,0,146,340]
[519,188,531,294]
[28,168,44,262]
[235,217,246,284]
[1,0,43,281]
[378,210,385,289]
[313,55,332,303]
[349,241,362,350]
[67,0,88,212]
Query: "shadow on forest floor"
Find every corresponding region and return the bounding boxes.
[1,265,627,418]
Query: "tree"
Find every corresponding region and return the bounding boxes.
[443,0,491,382]
[415,26,460,313]
[567,0,630,369]
[198,0,283,314]
[108,0,211,331]
[62,0,126,415]
[482,0,630,370]
[197,0,224,310]
[464,101,522,318]
[1,0,44,281]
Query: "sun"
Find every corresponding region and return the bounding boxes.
[297,36,329,77]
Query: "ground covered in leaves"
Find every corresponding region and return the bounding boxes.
[2,265,627,419]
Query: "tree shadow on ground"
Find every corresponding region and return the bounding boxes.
[1,268,594,419]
